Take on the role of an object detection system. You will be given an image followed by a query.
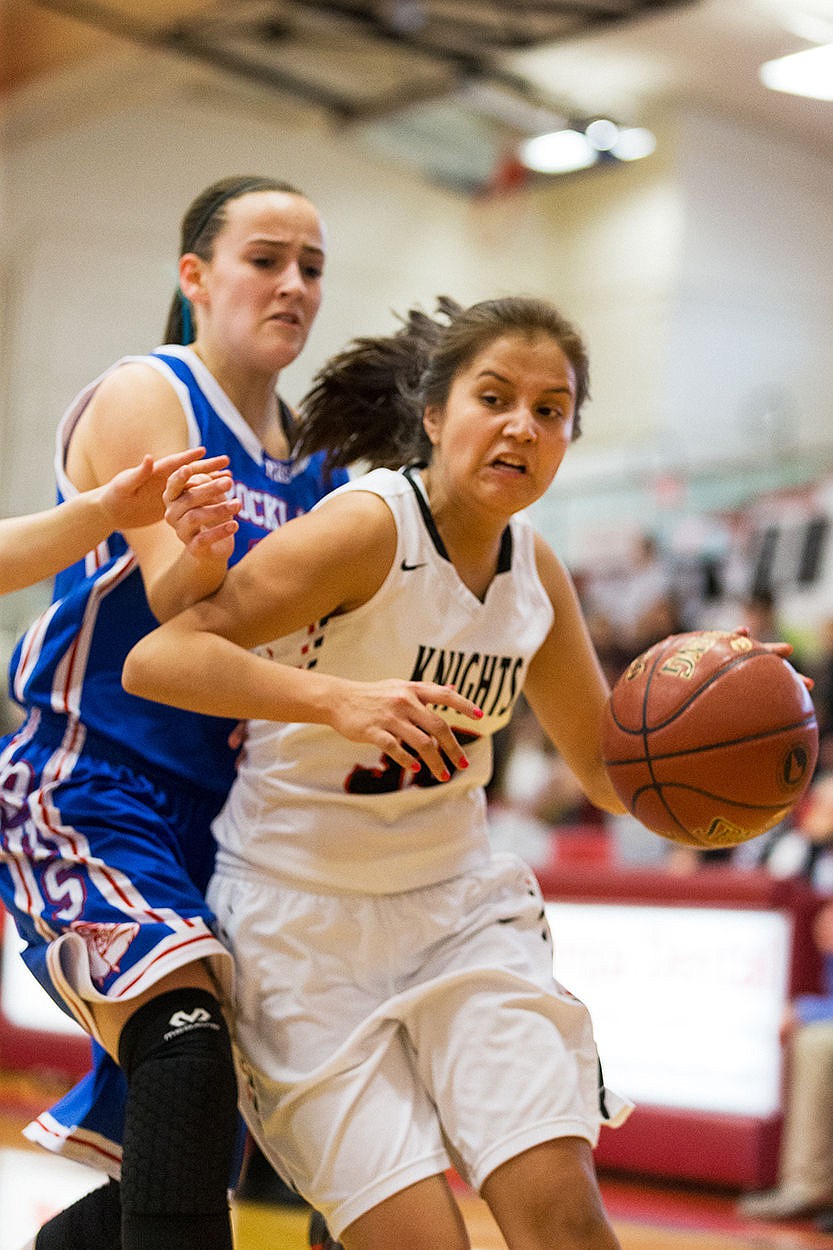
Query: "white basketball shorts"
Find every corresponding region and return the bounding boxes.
[208,852,632,1237]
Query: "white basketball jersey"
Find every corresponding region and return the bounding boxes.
[213,467,555,893]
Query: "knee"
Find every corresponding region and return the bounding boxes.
[118,985,234,1077]
[522,1187,617,1249]
[118,987,239,1215]
[482,1141,620,1250]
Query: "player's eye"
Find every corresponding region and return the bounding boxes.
[539,400,573,422]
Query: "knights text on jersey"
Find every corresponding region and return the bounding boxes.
[213,466,555,893]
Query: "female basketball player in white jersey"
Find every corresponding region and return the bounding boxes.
[0,175,350,1250]
[124,296,634,1250]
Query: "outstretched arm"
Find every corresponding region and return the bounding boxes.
[0,447,232,596]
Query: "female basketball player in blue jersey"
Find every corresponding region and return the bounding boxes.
[124,296,636,1250]
[0,174,353,1250]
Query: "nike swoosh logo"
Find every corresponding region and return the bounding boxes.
[401,560,427,571]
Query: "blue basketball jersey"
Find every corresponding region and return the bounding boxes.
[7,346,347,792]
[0,346,346,1177]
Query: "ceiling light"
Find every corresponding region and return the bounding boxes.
[777,12,833,45]
[519,129,597,174]
[760,42,833,100]
[610,126,657,161]
[585,119,621,151]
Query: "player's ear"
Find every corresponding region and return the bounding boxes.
[179,253,206,304]
[423,405,443,448]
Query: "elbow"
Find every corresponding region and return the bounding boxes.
[122,640,149,698]
[586,765,628,817]
[592,791,628,818]
[122,629,188,708]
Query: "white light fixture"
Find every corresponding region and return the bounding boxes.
[760,42,833,100]
[518,119,656,176]
[519,129,597,174]
[585,118,620,151]
[611,126,657,161]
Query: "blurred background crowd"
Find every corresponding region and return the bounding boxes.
[486,512,833,878]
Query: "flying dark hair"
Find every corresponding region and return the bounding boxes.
[163,175,306,345]
[293,295,589,471]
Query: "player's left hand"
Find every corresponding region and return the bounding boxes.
[101,446,228,531]
[733,626,814,691]
[163,455,241,559]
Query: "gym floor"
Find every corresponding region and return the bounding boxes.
[2,1070,832,1250]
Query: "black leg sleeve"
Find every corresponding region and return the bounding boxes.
[34,1178,121,1250]
[117,987,238,1250]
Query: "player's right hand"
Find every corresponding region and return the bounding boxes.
[328,679,483,782]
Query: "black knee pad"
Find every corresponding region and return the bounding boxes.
[35,1178,121,1250]
[118,987,238,1218]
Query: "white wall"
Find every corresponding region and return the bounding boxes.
[664,109,833,466]
[527,107,833,566]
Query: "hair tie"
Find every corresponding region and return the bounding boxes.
[179,290,194,345]
[185,177,276,252]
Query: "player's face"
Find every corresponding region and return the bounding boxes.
[423,332,576,517]
[184,190,325,374]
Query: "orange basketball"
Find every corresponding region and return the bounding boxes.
[602,630,818,848]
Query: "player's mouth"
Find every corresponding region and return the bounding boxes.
[490,455,528,474]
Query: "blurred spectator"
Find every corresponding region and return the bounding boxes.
[739,899,833,1221]
[618,532,682,655]
[662,843,737,876]
[583,606,632,688]
[605,810,676,868]
[739,589,781,643]
[582,531,683,668]
[737,588,809,683]
[810,617,833,772]
[632,590,685,657]
[485,697,586,868]
[660,771,833,881]
[746,772,833,893]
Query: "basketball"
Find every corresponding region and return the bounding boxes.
[602,630,819,848]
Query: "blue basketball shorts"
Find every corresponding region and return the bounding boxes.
[0,713,235,1171]
[0,714,233,1021]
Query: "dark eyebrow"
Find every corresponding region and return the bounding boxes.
[247,237,326,259]
[476,369,574,397]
